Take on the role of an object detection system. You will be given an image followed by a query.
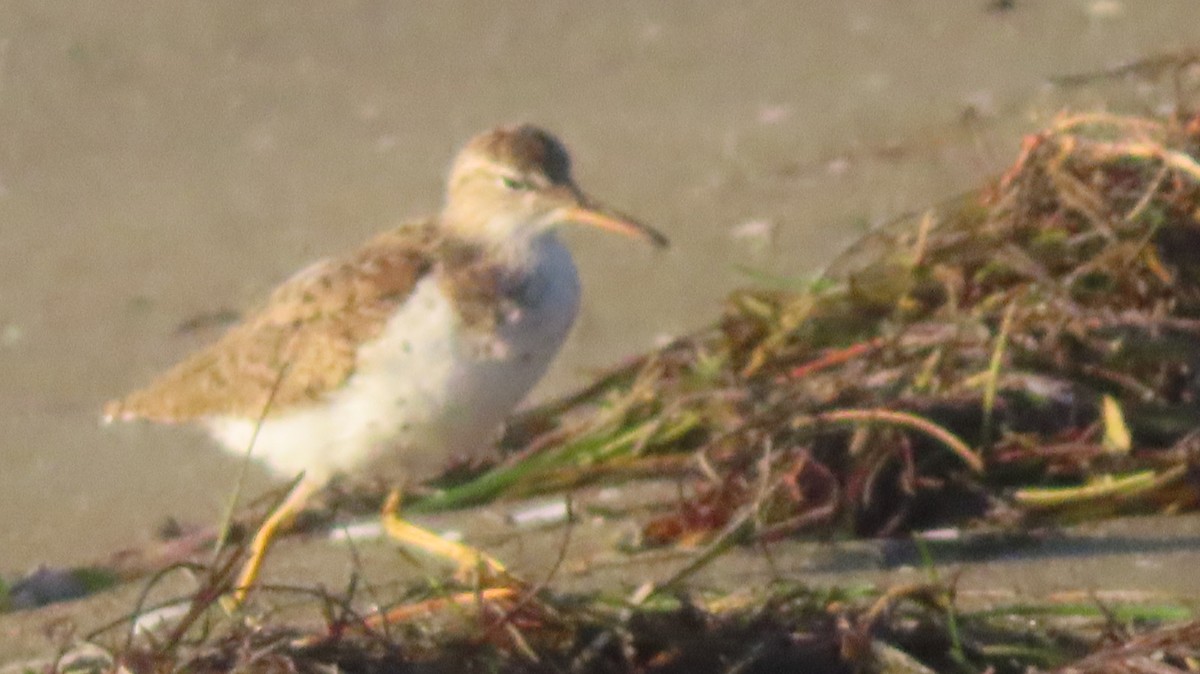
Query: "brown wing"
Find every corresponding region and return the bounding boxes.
[103,222,440,423]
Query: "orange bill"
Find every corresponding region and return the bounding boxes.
[559,203,669,248]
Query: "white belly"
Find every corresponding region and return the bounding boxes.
[206,236,581,484]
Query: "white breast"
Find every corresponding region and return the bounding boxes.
[205,234,581,483]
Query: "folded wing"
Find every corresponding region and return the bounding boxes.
[103,223,439,423]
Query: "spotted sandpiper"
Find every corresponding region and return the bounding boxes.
[103,125,668,603]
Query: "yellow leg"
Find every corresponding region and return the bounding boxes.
[380,489,511,583]
[227,479,318,608]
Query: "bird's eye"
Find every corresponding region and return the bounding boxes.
[500,176,533,191]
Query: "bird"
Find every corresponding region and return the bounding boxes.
[103,124,668,604]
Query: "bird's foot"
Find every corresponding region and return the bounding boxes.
[380,489,515,588]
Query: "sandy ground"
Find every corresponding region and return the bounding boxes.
[2,0,1200,657]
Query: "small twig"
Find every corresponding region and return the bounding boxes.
[1079,139,1200,182]
[785,337,887,380]
[363,587,519,624]
[794,408,984,474]
[1014,465,1187,508]
[637,506,758,602]
[79,561,206,648]
[1124,165,1170,226]
[910,209,936,267]
[158,542,246,653]
[981,298,1019,447]
[480,495,577,643]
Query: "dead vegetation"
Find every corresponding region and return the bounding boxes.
[45,574,1200,673]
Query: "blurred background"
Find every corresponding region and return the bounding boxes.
[1,0,1198,571]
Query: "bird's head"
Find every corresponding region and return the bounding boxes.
[442,125,668,252]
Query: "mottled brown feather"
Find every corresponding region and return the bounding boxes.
[103,222,452,422]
